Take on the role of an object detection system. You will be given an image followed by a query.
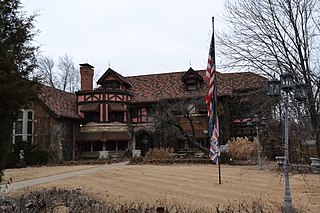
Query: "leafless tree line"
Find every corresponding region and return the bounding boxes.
[218,0,320,157]
[36,54,79,93]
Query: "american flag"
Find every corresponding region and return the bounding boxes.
[209,115,220,163]
[205,22,220,164]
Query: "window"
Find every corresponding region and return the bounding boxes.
[109,112,124,122]
[13,109,34,144]
[187,83,197,91]
[93,142,103,151]
[27,136,33,143]
[27,121,33,134]
[80,142,91,152]
[18,111,23,119]
[173,109,183,115]
[28,111,33,119]
[15,121,23,134]
[15,136,23,143]
[185,78,198,91]
[198,102,207,114]
[147,107,156,117]
[118,141,128,151]
[106,141,117,151]
[187,104,195,114]
[84,112,100,123]
[130,107,139,118]
[105,81,120,90]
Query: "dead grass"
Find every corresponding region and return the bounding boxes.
[227,137,258,161]
[2,162,320,212]
[2,164,98,183]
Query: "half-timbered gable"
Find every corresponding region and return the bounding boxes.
[76,65,134,158]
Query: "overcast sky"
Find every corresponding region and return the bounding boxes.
[22,0,227,77]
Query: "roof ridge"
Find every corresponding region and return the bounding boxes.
[39,83,76,95]
[125,69,207,78]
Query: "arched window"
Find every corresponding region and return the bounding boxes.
[13,109,34,144]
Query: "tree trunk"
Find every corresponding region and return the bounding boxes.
[172,122,208,154]
[316,130,320,158]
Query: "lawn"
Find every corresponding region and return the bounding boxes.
[3,162,320,212]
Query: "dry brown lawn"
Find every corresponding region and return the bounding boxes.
[3,163,320,212]
[3,164,98,183]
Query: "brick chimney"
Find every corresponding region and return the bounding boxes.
[80,63,94,91]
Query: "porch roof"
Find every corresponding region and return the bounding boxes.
[78,131,131,142]
[78,131,103,142]
[109,102,126,112]
[80,102,100,112]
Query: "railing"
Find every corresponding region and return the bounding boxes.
[132,150,141,157]
[79,151,124,159]
[310,157,320,173]
[80,151,100,158]
[275,156,285,168]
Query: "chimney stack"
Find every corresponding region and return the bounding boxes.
[80,63,94,91]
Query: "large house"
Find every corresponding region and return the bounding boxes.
[75,63,267,158]
[13,63,267,160]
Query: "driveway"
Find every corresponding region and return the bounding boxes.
[0,161,129,194]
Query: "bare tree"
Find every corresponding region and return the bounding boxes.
[154,97,208,153]
[218,0,320,157]
[36,54,79,93]
[37,55,57,88]
[57,54,79,93]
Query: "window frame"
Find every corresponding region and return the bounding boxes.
[109,111,124,123]
[84,111,100,123]
[13,109,34,144]
[104,81,120,90]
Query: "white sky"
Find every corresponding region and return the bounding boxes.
[22,0,227,77]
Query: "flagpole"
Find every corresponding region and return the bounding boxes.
[206,16,221,185]
[211,17,221,185]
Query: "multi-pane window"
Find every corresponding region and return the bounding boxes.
[130,107,139,118]
[118,141,128,151]
[13,109,34,144]
[146,107,156,117]
[84,112,100,123]
[187,83,197,91]
[109,112,124,122]
[187,104,196,114]
[105,81,120,90]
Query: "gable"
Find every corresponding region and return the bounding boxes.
[97,68,132,89]
[181,67,204,83]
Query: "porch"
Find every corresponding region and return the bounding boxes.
[77,131,131,159]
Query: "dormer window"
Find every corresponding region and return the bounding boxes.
[181,67,204,91]
[105,81,120,90]
[187,81,197,91]
[97,68,133,90]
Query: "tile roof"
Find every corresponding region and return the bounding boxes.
[109,102,126,112]
[37,84,81,120]
[80,102,100,113]
[77,132,131,142]
[38,68,266,120]
[126,69,267,104]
